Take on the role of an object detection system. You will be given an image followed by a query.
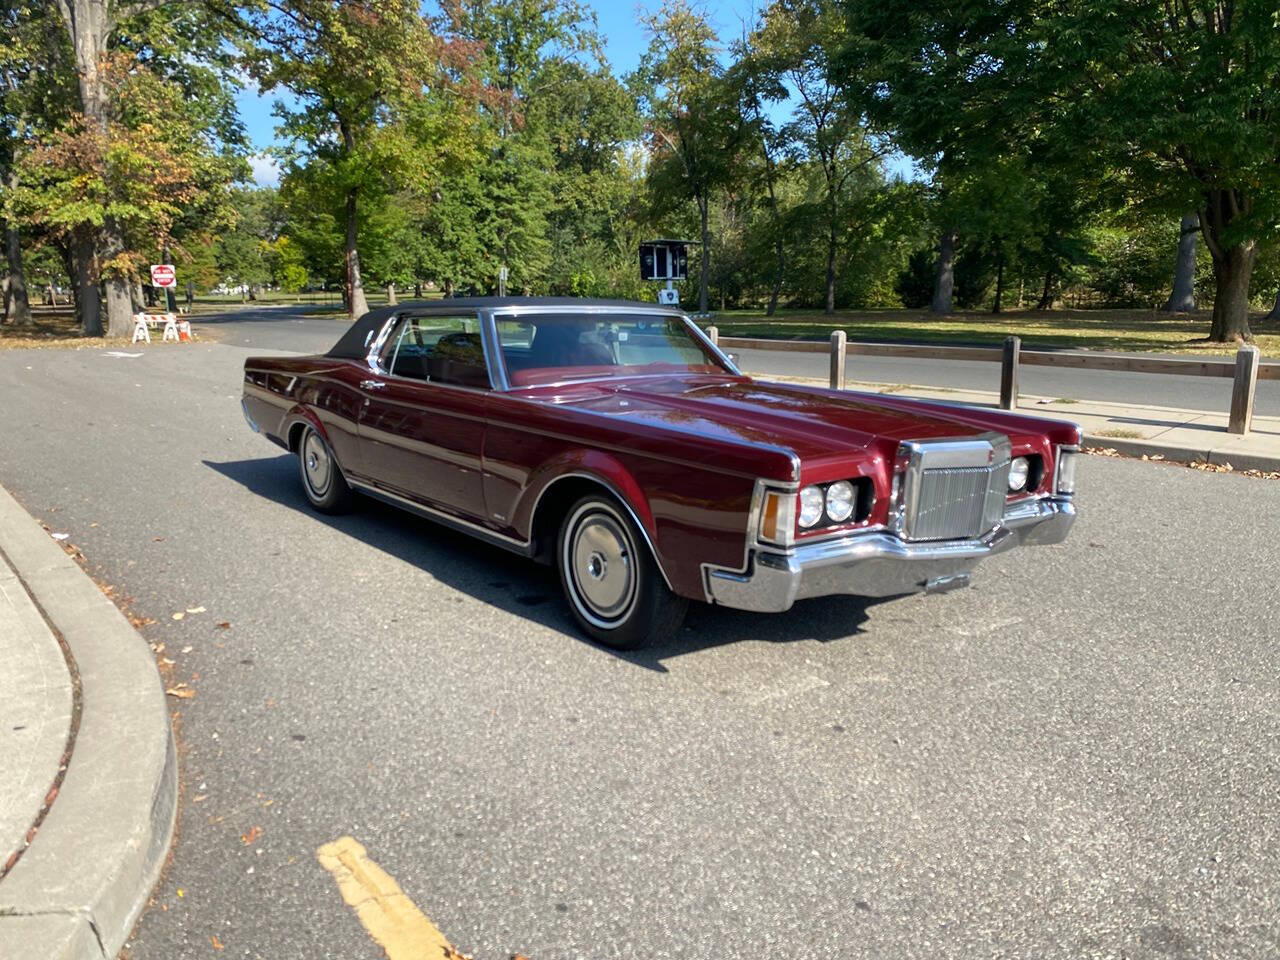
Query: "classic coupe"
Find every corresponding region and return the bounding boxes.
[242,298,1079,649]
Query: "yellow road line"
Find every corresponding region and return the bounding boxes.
[316,835,461,960]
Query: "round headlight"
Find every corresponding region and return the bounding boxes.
[825,480,856,523]
[798,485,824,528]
[1008,457,1030,492]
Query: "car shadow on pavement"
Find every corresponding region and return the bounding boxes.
[204,454,892,672]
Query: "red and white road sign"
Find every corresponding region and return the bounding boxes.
[150,264,176,288]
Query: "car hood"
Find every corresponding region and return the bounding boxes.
[546,376,1001,466]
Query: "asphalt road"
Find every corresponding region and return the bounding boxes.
[0,320,1278,959]
[197,304,1280,416]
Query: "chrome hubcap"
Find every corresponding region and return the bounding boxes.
[568,510,635,624]
[302,431,331,496]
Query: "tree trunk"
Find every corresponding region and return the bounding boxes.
[1207,243,1256,342]
[697,197,709,315]
[1035,270,1055,310]
[1161,213,1198,313]
[387,283,397,305]
[1265,288,1280,323]
[2,213,32,327]
[931,229,956,314]
[70,233,103,336]
[824,221,837,316]
[344,187,369,319]
[58,0,135,338]
[762,150,784,317]
[1200,191,1257,342]
[992,247,1005,314]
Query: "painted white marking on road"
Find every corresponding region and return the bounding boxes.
[103,351,144,358]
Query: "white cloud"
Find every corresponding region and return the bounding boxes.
[249,153,280,187]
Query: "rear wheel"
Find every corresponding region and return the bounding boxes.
[556,494,687,649]
[297,425,354,514]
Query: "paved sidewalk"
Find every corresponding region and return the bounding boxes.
[0,552,72,876]
[744,366,1280,473]
[0,482,176,960]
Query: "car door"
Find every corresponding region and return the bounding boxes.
[355,313,490,521]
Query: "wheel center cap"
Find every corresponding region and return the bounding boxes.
[587,552,606,580]
[307,453,318,470]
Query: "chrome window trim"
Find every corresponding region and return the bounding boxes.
[364,309,500,392]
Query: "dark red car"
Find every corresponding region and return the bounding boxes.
[242,298,1079,648]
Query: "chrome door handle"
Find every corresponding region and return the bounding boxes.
[360,379,386,390]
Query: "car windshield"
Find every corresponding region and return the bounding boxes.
[495,312,732,387]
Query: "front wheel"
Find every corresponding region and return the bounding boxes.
[297,425,354,514]
[556,494,687,650]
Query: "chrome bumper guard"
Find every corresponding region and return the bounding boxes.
[704,495,1075,613]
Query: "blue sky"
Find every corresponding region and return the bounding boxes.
[239,0,763,184]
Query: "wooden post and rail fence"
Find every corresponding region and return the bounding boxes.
[703,325,1274,437]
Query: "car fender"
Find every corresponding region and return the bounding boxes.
[516,450,657,538]
[280,404,331,455]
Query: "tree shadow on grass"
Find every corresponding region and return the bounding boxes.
[203,453,893,672]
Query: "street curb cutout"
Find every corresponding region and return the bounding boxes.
[0,483,177,960]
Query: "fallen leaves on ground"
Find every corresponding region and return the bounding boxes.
[241,825,263,846]
[210,934,224,951]
[1086,446,1280,480]
[215,621,231,630]
[165,685,196,699]
[172,612,185,621]
[187,606,206,614]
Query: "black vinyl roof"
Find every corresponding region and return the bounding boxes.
[326,296,675,360]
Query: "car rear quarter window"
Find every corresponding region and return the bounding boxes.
[379,315,490,389]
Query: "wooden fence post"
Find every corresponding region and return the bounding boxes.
[830,330,847,389]
[1228,344,1260,435]
[1000,336,1021,410]
[706,325,719,346]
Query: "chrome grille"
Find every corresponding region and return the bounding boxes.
[898,435,1011,541]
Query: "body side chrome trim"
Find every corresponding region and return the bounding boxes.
[348,479,534,557]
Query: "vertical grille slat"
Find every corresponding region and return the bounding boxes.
[904,456,1011,541]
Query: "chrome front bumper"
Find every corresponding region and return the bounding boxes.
[704,495,1075,613]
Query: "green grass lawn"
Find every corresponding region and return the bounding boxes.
[707,307,1280,357]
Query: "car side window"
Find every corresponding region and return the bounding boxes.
[378,315,490,389]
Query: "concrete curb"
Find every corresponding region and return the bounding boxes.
[1080,433,1280,473]
[0,483,176,960]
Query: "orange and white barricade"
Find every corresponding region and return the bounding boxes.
[131,313,180,343]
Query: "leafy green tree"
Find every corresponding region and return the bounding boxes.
[243,0,481,318]
[752,0,881,315]
[0,0,64,325]
[635,0,745,313]
[847,0,1280,340]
